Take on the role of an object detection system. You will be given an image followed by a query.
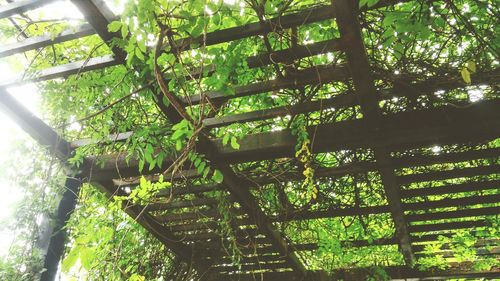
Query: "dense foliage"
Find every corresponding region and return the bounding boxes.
[0,0,498,280]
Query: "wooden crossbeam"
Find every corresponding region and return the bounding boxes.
[332,0,414,264]
[0,0,59,19]
[0,24,95,58]
[0,55,119,87]
[86,100,500,180]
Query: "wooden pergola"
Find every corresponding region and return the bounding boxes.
[0,0,498,280]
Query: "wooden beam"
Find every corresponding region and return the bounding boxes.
[40,177,82,281]
[333,0,413,264]
[87,100,500,180]
[0,87,71,159]
[246,38,342,68]
[70,0,126,62]
[203,92,355,129]
[182,65,349,105]
[169,5,335,52]
[0,24,95,58]
[0,55,119,87]
[0,88,79,281]
[0,0,59,19]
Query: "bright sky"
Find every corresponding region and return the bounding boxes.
[0,80,41,256]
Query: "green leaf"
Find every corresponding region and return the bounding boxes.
[212,169,224,183]
[108,21,122,32]
[230,136,240,150]
[467,61,476,73]
[121,24,129,38]
[135,48,145,61]
[461,67,471,84]
[197,161,206,175]
[222,134,230,146]
[80,247,95,270]
[62,246,79,273]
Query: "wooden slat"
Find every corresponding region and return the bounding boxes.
[404,194,500,211]
[409,220,490,233]
[398,165,500,185]
[246,38,342,68]
[182,65,348,105]
[393,147,500,168]
[169,5,335,52]
[401,180,500,198]
[203,93,355,129]
[0,24,95,58]
[144,197,218,211]
[407,206,500,222]
[0,55,119,87]
[0,0,59,19]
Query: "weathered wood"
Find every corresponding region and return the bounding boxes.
[333,0,414,265]
[0,0,58,19]
[93,180,213,274]
[0,24,95,58]
[213,100,500,164]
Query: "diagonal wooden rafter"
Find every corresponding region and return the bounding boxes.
[0,23,96,58]
[0,0,59,19]
[332,0,415,265]
[69,0,126,62]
